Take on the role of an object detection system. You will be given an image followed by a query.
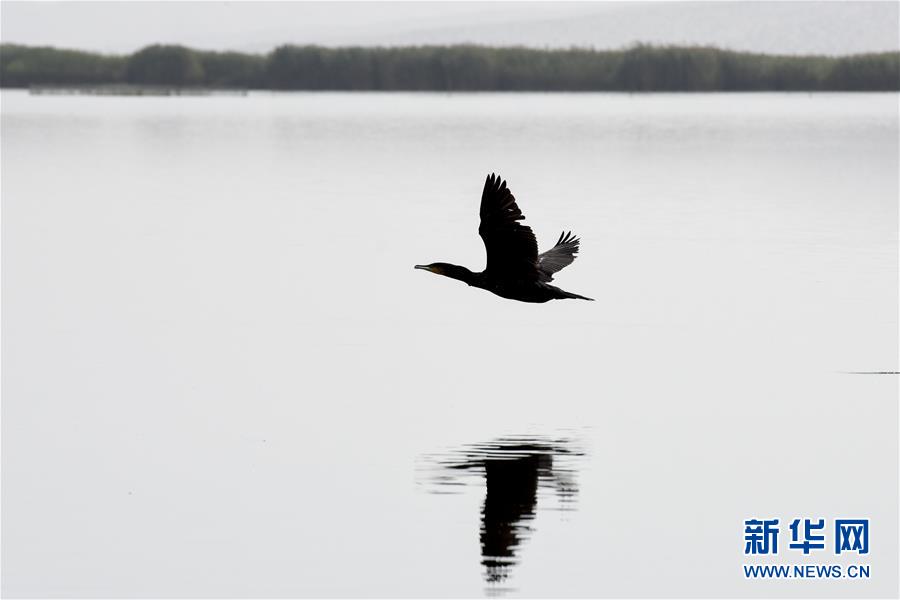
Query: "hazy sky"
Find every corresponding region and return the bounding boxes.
[2,1,898,55]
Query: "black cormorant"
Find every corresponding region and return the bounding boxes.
[415,173,594,302]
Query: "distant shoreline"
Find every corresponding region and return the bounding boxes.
[14,88,900,97]
[2,43,898,92]
[27,85,248,96]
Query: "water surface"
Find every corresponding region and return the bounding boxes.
[2,91,897,597]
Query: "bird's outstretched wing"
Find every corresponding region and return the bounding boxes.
[537,231,581,282]
[478,173,538,278]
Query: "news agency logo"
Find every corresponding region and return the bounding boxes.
[744,518,869,555]
[742,518,870,580]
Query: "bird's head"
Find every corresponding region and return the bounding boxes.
[414,262,475,284]
[414,262,451,276]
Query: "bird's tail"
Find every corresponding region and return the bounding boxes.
[556,289,594,301]
[543,282,594,301]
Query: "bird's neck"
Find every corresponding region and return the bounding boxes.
[440,264,480,287]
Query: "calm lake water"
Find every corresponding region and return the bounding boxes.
[2,91,897,598]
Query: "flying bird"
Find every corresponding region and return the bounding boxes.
[415,173,593,303]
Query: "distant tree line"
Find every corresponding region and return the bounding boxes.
[2,43,898,91]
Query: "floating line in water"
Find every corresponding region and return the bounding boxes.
[841,371,899,375]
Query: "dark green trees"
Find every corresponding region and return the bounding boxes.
[124,45,204,86]
[2,43,898,91]
[0,44,124,87]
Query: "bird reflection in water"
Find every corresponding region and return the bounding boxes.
[420,436,583,589]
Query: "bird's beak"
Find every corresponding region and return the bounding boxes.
[414,265,429,271]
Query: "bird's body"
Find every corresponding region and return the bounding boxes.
[416,174,593,303]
